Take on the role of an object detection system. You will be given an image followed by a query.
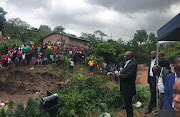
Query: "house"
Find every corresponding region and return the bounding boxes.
[42,32,89,48]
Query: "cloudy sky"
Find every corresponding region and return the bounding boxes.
[0,0,180,41]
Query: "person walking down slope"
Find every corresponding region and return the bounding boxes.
[88,59,94,75]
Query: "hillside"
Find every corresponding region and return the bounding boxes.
[0,63,153,117]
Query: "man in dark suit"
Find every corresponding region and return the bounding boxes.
[145,51,157,114]
[158,52,171,70]
[152,65,171,109]
[156,70,180,117]
[116,51,137,117]
[173,77,180,117]
[163,57,180,109]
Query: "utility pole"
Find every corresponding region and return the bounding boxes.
[3,16,5,36]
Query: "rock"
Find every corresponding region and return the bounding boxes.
[0,103,5,107]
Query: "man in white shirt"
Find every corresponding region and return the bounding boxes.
[145,51,157,114]
[152,65,171,109]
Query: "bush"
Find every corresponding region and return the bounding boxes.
[45,48,54,57]
[0,39,21,53]
[165,51,180,63]
[62,56,69,68]
[135,85,150,103]
[86,55,103,68]
[55,74,124,117]
[4,98,48,117]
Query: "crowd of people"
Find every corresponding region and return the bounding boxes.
[88,59,123,82]
[0,42,90,71]
[1,41,180,117]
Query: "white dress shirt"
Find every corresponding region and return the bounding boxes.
[158,68,164,93]
[150,58,156,77]
[124,59,132,68]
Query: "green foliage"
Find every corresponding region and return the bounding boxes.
[8,100,14,109]
[0,39,21,53]
[23,98,47,117]
[0,105,8,117]
[4,98,48,117]
[14,101,24,117]
[80,32,100,46]
[160,42,180,63]
[73,68,84,81]
[45,48,54,57]
[38,25,52,40]
[137,72,142,75]
[53,26,65,33]
[4,18,30,39]
[165,51,180,63]
[62,56,69,67]
[135,85,150,102]
[94,30,107,41]
[86,55,103,67]
[133,29,148,45]
[55,75,123,117]
[0,7,7,34]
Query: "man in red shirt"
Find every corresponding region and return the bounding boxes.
[8,45,12,51]
[53,45,58,53]
[2,54,8,67]
[67,44,70,51]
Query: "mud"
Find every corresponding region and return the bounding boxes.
[0,70,63,95]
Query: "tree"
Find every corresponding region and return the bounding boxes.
[117,38,125,44]
[0,7,7,34]
[53,26,65,33]
[147,32,157,51]
[93,42,116,63]
[80,32,100,46]
[133,29,148,45]
[5,18,30,39]
[94,30,107,41]
[38,24,52,40]
[148,33,157,44]
[39,24,51,31]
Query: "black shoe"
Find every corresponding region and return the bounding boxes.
[145,110,152,114]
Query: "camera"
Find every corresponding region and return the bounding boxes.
[41,93,58,109]
[40,90,63,117]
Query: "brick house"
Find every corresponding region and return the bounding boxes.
[42,32,89,48]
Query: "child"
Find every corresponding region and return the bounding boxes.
[33,58,38,66]
[37,57,42,65]
[50,54,54,63]
[22,52,26,65]
[69,58,74,72]
[0,61,2,71]
[17,49,22,66]
[15,56,19,68]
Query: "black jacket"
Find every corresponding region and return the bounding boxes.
[159,57,171,70]
[161,67,171,85]
[119,59,137,97]
[148,59,156,84]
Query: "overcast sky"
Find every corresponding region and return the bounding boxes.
[0,0,180,41]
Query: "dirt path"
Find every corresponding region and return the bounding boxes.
[136,65,149,86]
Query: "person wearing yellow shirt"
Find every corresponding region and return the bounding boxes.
[88,60,94,74]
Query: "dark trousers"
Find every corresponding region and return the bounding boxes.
[148,77,156,111]
[123,95,133,117]
[160,93,164,109]
[90,66,93,72]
